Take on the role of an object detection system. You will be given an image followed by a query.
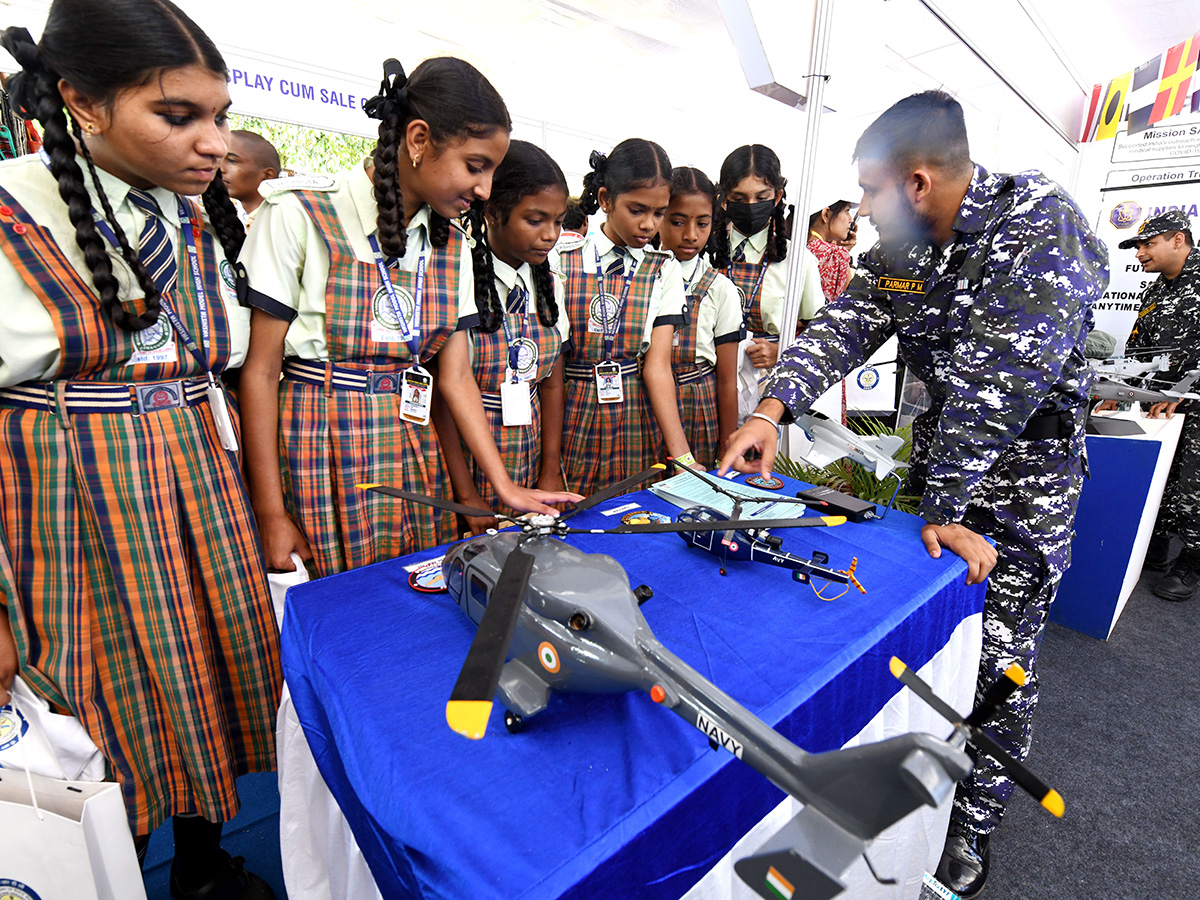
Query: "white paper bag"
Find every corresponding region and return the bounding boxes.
[268,552,310,631]
[0,767,147,900]
[0,675,105,782]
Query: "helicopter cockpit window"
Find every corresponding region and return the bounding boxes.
[470,574,490,609]
[448,558,464,596]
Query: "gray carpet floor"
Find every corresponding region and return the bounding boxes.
[984,563,1200,900]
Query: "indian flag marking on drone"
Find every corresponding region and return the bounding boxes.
[765,866,794,900]
[538,642,560,673]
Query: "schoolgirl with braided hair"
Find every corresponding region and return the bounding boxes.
[239,58,577,575]
[713,144,824,374]
[436,141,572,531]
[657,167,744,467]
[0,2,281,897]
[557,138,700,497]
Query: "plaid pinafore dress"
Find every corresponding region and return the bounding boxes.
[723,256,773,338]
[559,245,666,498]
[671,266,719,468]
[466,275,565,511]
[0,187,281,835]
[279,193,462,573]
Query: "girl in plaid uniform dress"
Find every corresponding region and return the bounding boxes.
[438,141,571,529]
[239,59,574,576]
[657,167,743,468]
[0,4,280,898]
[559,139,700,498]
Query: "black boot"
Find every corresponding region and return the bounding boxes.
[1143,534,1173,571]
[169,815,276,900]
[935,823,991,899]
[1154,553,1200,602]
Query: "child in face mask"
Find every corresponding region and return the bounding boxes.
[711,144,823,373]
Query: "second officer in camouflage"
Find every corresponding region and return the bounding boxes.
[1119,210,1200,599]
[720,91,1109,900]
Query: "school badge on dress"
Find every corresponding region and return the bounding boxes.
[126,317,177,366]
[370,283,417,344]
[588,292,621,334]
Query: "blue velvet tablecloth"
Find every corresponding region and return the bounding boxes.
[280,473,985,900]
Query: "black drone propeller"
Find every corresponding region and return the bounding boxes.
[445,546,536,739]
[889,657,1064,817]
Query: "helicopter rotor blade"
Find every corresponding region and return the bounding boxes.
[445,546,535,740]
[359,483,502,522]
[889,657,1063,817]
[564,515,847,535]
[559,464,668,521]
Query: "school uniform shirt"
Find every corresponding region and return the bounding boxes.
[468,254,570,373]
[0,154,247,384]
[678,255,743,366]
[239,161,478,356]
[728,224,825,333]
[552,226,687,357]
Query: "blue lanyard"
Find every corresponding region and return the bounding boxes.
[94,197,212,375]
[499,284,529,377]
[740,257,770,319]
[367,233,425,362]
[594,248,637,361]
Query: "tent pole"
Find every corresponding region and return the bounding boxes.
[776,0,835,459]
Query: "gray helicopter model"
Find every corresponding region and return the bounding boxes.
[1088,350,1200,435]
[363,466,1063,900]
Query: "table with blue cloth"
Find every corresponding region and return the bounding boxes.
[278,473,985,900]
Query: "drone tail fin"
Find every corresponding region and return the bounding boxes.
[735,806,860,900]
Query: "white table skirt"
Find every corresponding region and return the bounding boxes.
[277,612,983,900]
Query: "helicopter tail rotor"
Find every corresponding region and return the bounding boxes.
[889,657,1064,817]
[446,546,536,739]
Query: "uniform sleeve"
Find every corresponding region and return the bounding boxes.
[238,195,312,322]
[918,193,1108,525]
[456,233,480,331]
[796,246,826,321]
[651,255,687,329]
[762,254,897,421]
[711,274,744,345]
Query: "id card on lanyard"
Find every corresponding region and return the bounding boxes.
[500,285,535,426]
[96,197,239,452]
[592,248,636,404]
[368,234,434,425]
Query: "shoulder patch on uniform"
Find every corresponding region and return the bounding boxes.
[259,174,339,199]
[555,233,586,253]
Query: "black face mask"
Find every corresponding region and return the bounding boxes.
[725,199,776,237]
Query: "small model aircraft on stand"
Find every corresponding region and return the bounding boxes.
[1089,349,1200,434]
[362,467,1062,900]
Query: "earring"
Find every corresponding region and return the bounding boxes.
[84,123,95,134]
[412,155,421,168]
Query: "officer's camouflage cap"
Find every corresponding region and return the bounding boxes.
[1119,209,1194,249]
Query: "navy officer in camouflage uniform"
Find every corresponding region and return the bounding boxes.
[1113,210,1200,599]
[719,91,1108,899]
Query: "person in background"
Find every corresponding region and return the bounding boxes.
[720,90,1108,900]
[1109,211,1200,599]
[657,166,742,466]
[238,58,574,577]
[561,194,588,240]
[807,198,858,301]
[437,140,572,532]
[0,4,281,897]
[220,129,279,229]
[557,139,698,497]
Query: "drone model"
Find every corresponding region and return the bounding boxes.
[1088,350,1200,434]
[362,468,1061,900]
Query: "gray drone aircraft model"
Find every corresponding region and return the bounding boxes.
[364,466,1064,900]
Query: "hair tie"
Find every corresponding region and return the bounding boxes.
[363,58,410,122]
[0,27,47,120]
[588,150,608,181]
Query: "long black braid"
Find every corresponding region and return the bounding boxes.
[465,201,502,333]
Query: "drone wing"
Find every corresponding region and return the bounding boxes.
[359,483,502,521]
[890,657,1064,817]
[445,546,535,740]
[559,463,668,521]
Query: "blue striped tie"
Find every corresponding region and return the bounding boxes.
[731,238,749,263]
[506,285,525,314]
[127,188,178,295]
[606,246,626,279]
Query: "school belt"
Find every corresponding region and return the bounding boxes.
[282,358,406,395]
[674,361,715,386]
[0,377,209,416]
[562,358,641,381]
[479,383,540,412]
[1017,408,1080,441]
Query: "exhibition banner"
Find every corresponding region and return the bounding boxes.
[1094,165,1200,346]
